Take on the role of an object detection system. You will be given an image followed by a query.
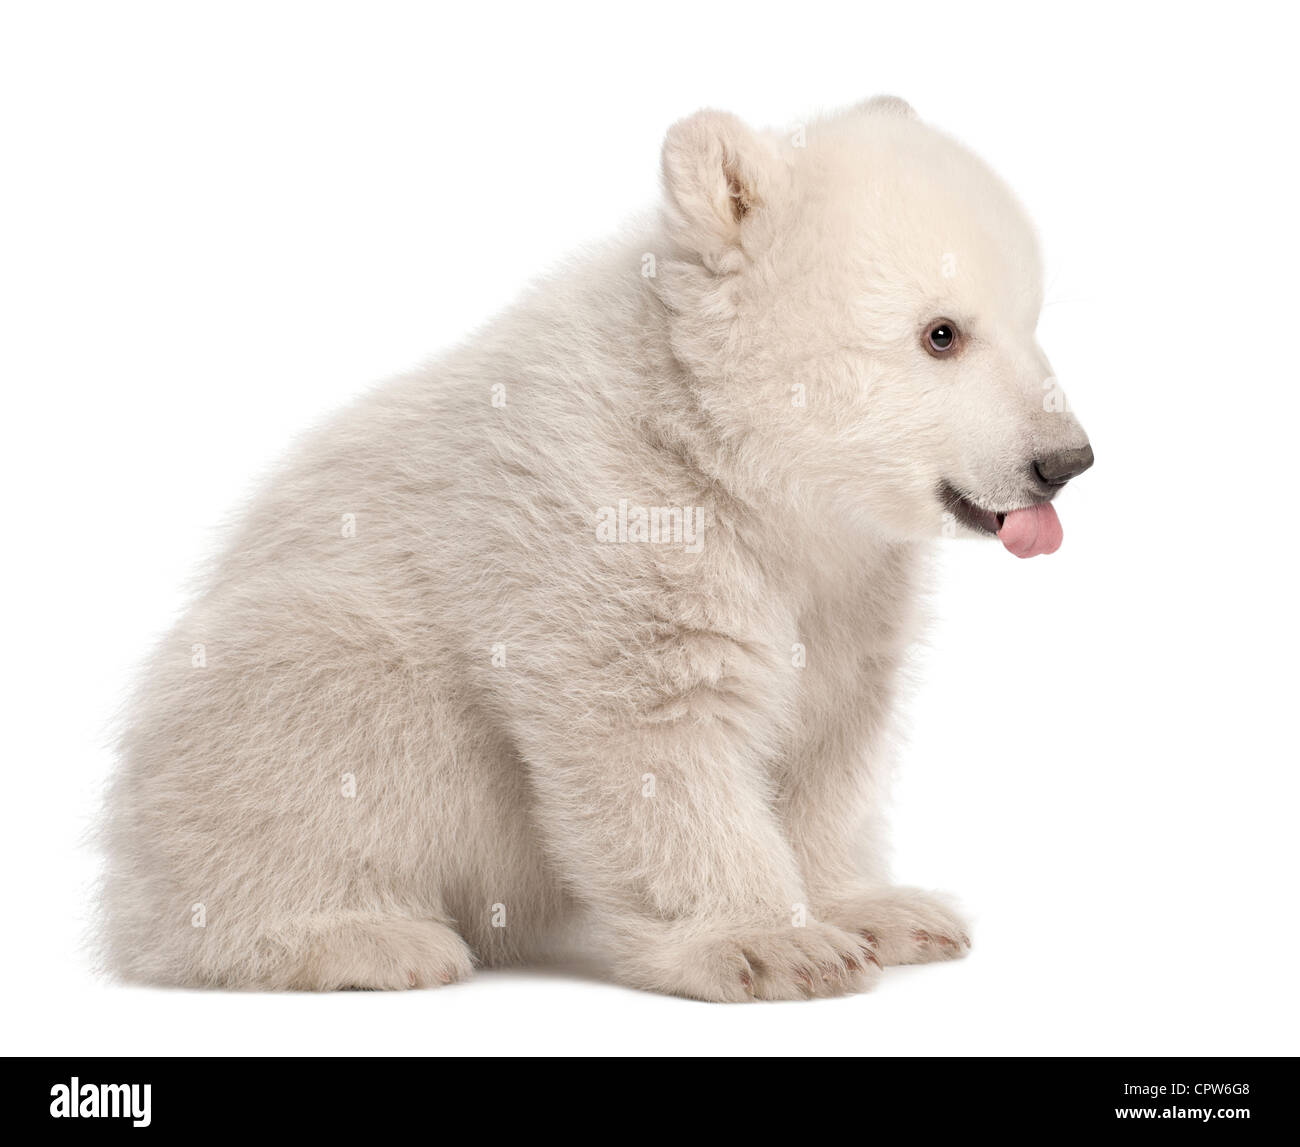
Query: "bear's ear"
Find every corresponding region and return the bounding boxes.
[856,94,918,120]
[660,109,780,272]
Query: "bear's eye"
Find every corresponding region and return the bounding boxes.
[925,320,959,357]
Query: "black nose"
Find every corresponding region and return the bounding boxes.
[1033,443,1094,486]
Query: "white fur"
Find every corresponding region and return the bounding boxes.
[99,98,1088,1000]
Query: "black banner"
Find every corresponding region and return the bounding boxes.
[13,1056,1294,1134]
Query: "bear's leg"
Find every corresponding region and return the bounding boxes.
[813,887,972,966]
[780,742,971,967]
[520,721,882,1002]
[279,913,475,990]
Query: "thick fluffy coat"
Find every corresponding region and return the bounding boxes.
[101,97,1090,1000]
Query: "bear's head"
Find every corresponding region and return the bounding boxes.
[656,97,1092,558]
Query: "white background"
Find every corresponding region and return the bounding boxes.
[3,1,1297,1056]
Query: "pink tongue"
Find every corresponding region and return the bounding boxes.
[998,502,1063,558]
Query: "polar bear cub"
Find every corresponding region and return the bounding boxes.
[100,97,1092,1000]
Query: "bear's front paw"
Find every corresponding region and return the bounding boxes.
[821,886,972,967]
[618,920,883,1002]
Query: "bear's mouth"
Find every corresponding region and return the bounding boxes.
[939,482,1004,535]
[939,481,1065,558]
